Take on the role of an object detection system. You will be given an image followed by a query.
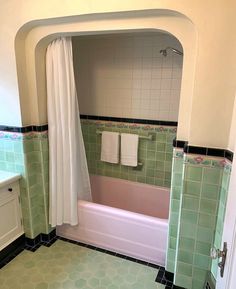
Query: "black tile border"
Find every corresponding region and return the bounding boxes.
[0,233,186,289]
[24,229,57,252]
[80,114,178,127]
[57,235,160,268]
[155,268,186,289]
[173,138,234,162]
[0,234,25,269]
[0,124,48,133]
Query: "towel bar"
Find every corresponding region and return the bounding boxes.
[96,130,153,140]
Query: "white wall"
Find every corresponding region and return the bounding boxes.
[73,33,182,121]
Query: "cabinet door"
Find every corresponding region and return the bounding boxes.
[0,193,22,250]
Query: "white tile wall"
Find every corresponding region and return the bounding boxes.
[73,33,183,121]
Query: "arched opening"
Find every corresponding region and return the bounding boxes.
[15,9,197,141]
[13,9,197,287]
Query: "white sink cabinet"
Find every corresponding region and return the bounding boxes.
[0,171,23,251]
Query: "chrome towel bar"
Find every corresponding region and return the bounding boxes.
[96,130,153,140]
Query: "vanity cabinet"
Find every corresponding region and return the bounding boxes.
[0,180,24,251]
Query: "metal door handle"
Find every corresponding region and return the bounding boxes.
[210,242,227,278]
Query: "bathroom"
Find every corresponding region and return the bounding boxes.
[1,2,236,289]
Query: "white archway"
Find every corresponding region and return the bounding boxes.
[15,9,197,142]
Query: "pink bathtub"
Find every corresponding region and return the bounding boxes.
[57,175,170,266]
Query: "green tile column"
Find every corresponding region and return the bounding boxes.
[174,155,224,289]
[166,148,184,273]
[0,131,51,238]
[211,162,231,278]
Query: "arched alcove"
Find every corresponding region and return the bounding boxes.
[15,9,197,142]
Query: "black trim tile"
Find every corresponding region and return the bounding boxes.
[225,150,234,162]
[0,234,25,268]
[207,148,225,157]
[184,145,207,155]
[174,139,234,161]
[155,267,186,289]
[80,114,178,127]
[173,138,187,148]
[0,124,48,133]
[165,270,174,282]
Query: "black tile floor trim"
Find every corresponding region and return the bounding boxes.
[24,229,57,252]
[155,267,186,289]
[1,233,186,289]
[57,236,160,269]
[0,234,25,269]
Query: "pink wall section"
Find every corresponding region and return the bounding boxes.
[90,175,170,219]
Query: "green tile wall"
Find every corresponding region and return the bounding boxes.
[166,148,184,273]
[0,132,50,238]
[81,119,177,188]
[211,164,231,279]
[167,150,232,289]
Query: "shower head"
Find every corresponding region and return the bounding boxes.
[160,49,167,57]
[160,47,183,57]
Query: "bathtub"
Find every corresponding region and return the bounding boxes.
[57,175,170,266]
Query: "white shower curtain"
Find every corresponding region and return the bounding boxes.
[46,37,92,226]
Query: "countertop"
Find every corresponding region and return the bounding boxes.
[0,171,21,188]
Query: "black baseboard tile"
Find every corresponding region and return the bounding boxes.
[25,229,57,251]
[155,268,186,289]
[0,234,25,268]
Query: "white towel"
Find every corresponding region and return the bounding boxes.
[101,131,119,164]
[121,133,139,167]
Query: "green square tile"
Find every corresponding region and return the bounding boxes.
[155,178,164,186]
[184,180,201,197]
[178,250,194,264]
[169,224,178,237]
[177,262,193,276]
[169,237,177,249]
[146,177,155,185]
[5,152,15,162]
[156,133,167,142]
[182,196,200,211]
[192,267,208,281]
[156,142,166,152]
[199,198,218,215]
[156,161,165,170]
[165,153,173,161]
[192,278,206,289]
[180,222,197,239]
[198,213,216,228]
[181,210,198,225]
[171,199,180,212]
[186,166,203,181]
[203,167,222,185]
[156,152,165,161]
[179,237,195,252]
[195,241,211,255]
[201,183,220,200]
[193,254,210,270]
[172,186,181,200]
[172,173,183,187]
[147,168,155,177]
[196,227,214,243]
[147,150,156,159]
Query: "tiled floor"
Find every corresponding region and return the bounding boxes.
[0,240,165,289]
